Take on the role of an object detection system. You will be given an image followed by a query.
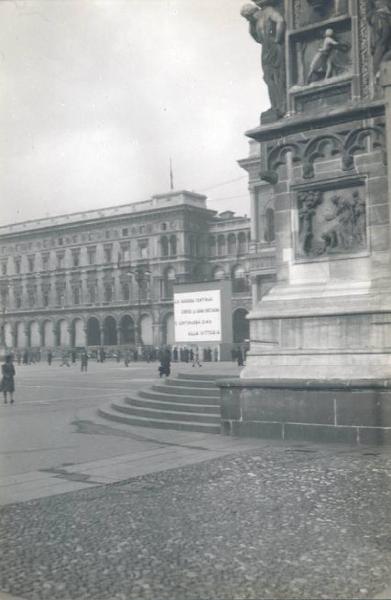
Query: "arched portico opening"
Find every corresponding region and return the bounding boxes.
[103,316,117,345]
[43,320,55,347]
[71,318,86,347]
[4,323,13,348]
[233,308,249,344]
[162,313,174,345]
[119,315,135,345]
[140,314,153,346]
[16,322,27,348]
[29,321,40,347]
[87,317,101,346]
[58,320,70,346]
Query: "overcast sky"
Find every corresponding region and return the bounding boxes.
[0,0,269,226]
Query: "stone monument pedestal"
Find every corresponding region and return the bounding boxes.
[219,0,391,444]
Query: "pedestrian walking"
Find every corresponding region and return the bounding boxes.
[81,351,88,372]
[237,347,244,367]
[192,347,202,368]
[158,347,171,378]
[22,350,28,365]
[47,350,53,366]
[1,355,15,404]
[71,349,76,364]
[16,351,21,366]
[60,351,70,367]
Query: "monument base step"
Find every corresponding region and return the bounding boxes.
[217,378,391,445]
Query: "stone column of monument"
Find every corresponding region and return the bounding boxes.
[219,0,391,444]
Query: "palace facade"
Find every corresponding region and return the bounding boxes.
[0,188,269,354]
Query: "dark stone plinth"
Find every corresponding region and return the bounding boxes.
[217,379,391,446]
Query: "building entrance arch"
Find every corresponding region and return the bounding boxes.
[58,320,70,346]
[162,313,174,345]
[71,318,86,347]
[87,317,101,346]
[119,315,135,345]
[16,322,27,348]
[103,316,117,345]
[29,321,40,347]
[43,320,55,347]
[4,323,13,348]
[140,314,153,346]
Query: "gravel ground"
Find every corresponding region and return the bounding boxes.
[1,443,391,600]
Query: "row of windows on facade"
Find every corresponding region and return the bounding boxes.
[0,236,178,276]
[0,229,254,276]
[0,222,175,257]
[1,266,250,310]
[3,281,160,309]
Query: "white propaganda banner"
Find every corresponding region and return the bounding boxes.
[174,290,222,342]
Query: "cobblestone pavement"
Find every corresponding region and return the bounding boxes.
[1,443,391,600]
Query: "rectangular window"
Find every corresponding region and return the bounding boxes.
[88,284,96,304]
[42,254,50,271]
[87,247,96,265]
[72,249,80,267]
[1,261,7,275]
[28,255,35,272]
[73,287,80,305]
[57,253,65,269]
[43,291,50,307]
[138,240,149,259]
[58,237,63,246]
[14,258,21,274]
[56,287,65,306]
[28,289,36,308]
[122,228,128,237]
[120,243,130,262]
[105,230,110,239]
[15,292,22,308]
[104,246,112,263]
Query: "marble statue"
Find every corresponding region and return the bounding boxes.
[241,1,286,119]
[367,0,391,78]
[307,28,349,83]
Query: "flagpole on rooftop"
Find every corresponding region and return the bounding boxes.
[169,157,174,191]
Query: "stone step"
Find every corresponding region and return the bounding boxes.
[177,372,232,382]
[165,378,219,390]
[97,407,221,434]
[126,396,219,414]
[152,383,220,397]
[139,388,220,405]
[111,401,220,424]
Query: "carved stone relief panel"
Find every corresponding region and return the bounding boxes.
[296,185,367,259]
[293,0,349,27]
[291,21,352,87]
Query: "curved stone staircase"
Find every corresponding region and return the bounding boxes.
[97,373,226,434]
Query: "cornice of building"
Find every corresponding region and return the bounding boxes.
[0,190,216,240]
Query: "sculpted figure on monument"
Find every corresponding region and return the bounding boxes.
[367,0,391,78]
[307,28,350,84]
[241,1,286,119]
[322,192,367,254]
[298,190,322,255]
[298,189,366,257]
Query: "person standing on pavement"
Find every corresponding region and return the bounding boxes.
[1,354,16,404]
[158,347,171,378]
[192,347,202,368]
[81,350,88,372]
[60,351,70,367]
[47,350,53,366]
[237,346,244,367]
